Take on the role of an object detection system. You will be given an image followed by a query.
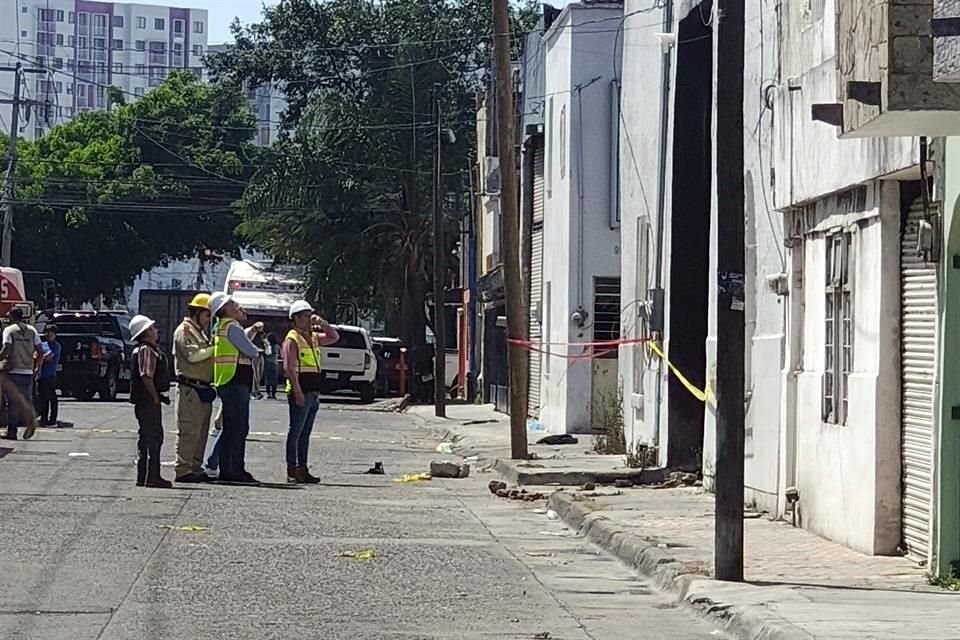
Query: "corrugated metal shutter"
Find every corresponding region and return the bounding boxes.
[528,146,545,418]
[900,198,938,564]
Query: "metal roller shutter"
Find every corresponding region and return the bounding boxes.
[900,197,938,564]
[528,146,545,418]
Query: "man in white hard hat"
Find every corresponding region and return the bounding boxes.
[129,314,172,488]
[208,292,261,483]
[282,300,339,483]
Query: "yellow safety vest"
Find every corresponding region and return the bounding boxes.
[213,318,246,387]
[284,329,322,393]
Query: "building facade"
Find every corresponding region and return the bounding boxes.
[617,0,957,573]
[538,1,623,434]
[1,0,208,140]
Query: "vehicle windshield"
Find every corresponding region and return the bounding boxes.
[331,330,366,349]
[54,317,112,335]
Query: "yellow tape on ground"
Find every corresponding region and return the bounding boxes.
[647,342,715,406]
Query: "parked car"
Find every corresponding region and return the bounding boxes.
[52,310,133,401]
[320,325,377,403]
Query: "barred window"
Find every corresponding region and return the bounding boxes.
[823,230,853,425]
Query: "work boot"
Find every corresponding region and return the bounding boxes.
[286,465,301,484]
[145,476,173,489]
[22,421,37,440]
[299,466,321,484]
[1,430,16,441]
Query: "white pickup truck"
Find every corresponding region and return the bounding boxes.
[319,325,378,403]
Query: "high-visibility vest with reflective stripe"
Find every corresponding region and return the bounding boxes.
[213,318,244,387]
[284,329,322,393]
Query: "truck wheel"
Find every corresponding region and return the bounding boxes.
[74,388,96,401]
[359,383,375,404]
[99,369,118,401]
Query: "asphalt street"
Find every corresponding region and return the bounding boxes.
[0,394,725,640]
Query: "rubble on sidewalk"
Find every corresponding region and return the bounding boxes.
[430,460,470,478]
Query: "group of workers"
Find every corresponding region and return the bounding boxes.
[128,292,339,488]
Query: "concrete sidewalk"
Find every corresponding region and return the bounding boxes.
[406,403,662,484]
[410,403,960,639]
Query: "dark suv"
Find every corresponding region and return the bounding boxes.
[53,311,133,401]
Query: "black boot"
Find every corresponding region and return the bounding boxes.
[144,443,170,488]
[136,451,147,487]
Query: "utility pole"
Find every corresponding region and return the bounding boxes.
[714,0,746,582]
[0,63,45,267]
[492,0,529,460]
[432,83,447,418]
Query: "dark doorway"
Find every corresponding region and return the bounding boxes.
[667,1,712,469]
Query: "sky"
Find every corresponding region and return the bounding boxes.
[191,0,277,45]
[188,0,573,45]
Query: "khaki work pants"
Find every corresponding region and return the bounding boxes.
[175,385,213,478]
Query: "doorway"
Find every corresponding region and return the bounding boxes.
[666,1,712,469]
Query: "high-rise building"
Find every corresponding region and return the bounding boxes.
[207,43,285,147]
[0,0,208,140]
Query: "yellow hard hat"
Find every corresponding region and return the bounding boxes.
[187,293,212,310]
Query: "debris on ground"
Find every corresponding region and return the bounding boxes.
[394,394,411,413]
[159,524,209,533]
[535,434,578,446]
[651,471,701,489]
[430,460,470,478]
[339,549,376,560]
[546,509,559,521]
[614,478,634,488]
[364,462,385,475]
[462,419,497,425]
[394,472,431,483]
[581,482,596,491]
[533,632,552,640]
[489,482,546,502]
[488,480,507,494]
[435,442,454,454]
[67,452,90,458]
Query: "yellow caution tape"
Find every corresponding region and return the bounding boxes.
[393,472,432,483]
[339,549,376,560]
[647,342,715,407]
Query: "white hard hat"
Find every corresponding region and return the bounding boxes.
[289,299,314,318]
[129,314,156,340]
[208,292,233,315]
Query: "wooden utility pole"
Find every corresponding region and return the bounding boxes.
[432,83,447,418]
[492,0,529,460]
[714,0,746,582]
[0,63,44,267]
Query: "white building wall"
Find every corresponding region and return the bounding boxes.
[617,0,666,451]
[701,0,785,513]
[541,3,622,434]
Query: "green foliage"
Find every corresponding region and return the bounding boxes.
[209,0,539,344]
[13,72,256,304]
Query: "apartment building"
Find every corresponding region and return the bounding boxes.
[0,0,208,140]
[207,43,285,147]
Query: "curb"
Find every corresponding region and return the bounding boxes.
[548,492,814,640]
[495,458,667,487]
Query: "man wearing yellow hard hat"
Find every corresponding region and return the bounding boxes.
[172,293,216,483]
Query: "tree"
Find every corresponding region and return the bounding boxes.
[13,72,256,304]
[210,0,538,347]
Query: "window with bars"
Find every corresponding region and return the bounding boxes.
[593,277,621,359]
[823,230,854,425]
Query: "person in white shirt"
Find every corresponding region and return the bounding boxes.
[0,308,43,440]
